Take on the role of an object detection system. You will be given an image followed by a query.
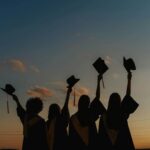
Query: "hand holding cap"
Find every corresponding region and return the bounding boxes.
[93,57,108,88]
[66,75,80,88]
[93,57,108,75]
[0,84,16,95]
[123,57,136,72]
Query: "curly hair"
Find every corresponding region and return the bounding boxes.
[26,97,43,114]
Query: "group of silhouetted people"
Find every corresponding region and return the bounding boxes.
[3,57,138,150]
[9,71,138,150]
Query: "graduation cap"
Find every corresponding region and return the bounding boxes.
[0,84,16,113]
[123,57,136,72]
[67,75,80,106]
[1,84,16,95]
[93,57,109,75]
[67,75,80,88]
[121,95,139,114]
[93,57,108,88]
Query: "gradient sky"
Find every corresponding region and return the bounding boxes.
[0,0,150,149]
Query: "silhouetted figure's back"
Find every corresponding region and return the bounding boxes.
[12,96,49,150]
[46,87,71,150]
[69,93,104,150]
[98,72,139,150]
[69,95,94,150]
[69,74,106,150]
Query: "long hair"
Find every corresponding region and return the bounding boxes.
[77,95,90,126]
[107,93,121,129]
[78,95,90,112]
[48,104,61,121]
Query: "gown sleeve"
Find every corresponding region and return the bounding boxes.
[121,95,139,118]
[90,97,106,122]
[17,105,26,124]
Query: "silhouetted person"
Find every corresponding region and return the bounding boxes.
[98,72,139,150]
[46,87,72,150]
[12,95,49,150]
[69,75,105,150]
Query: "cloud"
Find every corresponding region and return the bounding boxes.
[2,59,40,73]
[27,86,53,98]
[49,81,67,93]
[105,56,112,65]
[30,65,40,73]
[50,81,90,96]
[50,81,66,86]
[73,86,89,96]
[8,59,26,72]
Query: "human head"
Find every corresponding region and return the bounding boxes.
[107,93,121,111]
[107,93,121,129]
[78,95,90,112]
[26,97,43,114]
[48,104,61,120]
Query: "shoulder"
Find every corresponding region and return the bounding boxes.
[70,113,78,125]
[36,116,46,124]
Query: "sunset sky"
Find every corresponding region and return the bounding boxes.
[0,0,150,149]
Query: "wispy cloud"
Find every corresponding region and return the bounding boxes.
[30,65,40,73]
[8,59,26,72]
[50,81,66,86]
[105,56,112,65]
[49,81,67,93]
[51,81,90,95]
[73,86,89,96]
[2,58,40,73]
[27,86,53,98]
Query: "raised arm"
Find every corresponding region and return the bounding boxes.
[63,87,72,109]
[122,71,139,117]
[61,87,72,127]
[126,71,132,96]
[96,74,102,99]
[90,74,106,122]
[12,94,25,123]
[12,94,22,107]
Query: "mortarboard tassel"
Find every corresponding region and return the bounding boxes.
[6,94,10,114]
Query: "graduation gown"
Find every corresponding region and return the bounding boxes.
[69,98,105,150]
[17,105,49,150]
[98,95,139,150]
[46,106,69,150]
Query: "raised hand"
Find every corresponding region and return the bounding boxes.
[12,94,18,101]
[98,74,102,82]
[67,87,72,94]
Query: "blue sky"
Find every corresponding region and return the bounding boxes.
[0,0,150,149]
